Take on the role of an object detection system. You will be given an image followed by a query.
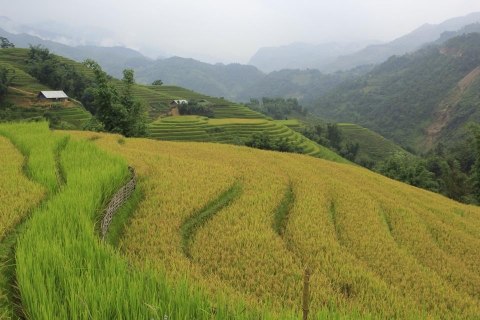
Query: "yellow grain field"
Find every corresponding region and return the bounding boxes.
[0,136,45,242]
[0,135,45,315]
[68,131,480,318]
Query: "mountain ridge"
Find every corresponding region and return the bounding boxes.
[311,32,480,151]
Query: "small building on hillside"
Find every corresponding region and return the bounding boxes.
[37,91,69,102]
[169,100,188,108]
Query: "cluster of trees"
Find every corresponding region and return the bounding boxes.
[83,60,148,137]
[178,100,214,118]
[0,38,15,101]
[0,67,13,101]
[0,37,14,49]
[376,125,480,204]
[244,97,361,160]
[244,97,307,120]
[27,45,93,101]
[299,123,360,161]
[245,132,303,153]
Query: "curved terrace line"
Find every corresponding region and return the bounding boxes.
[272,183,294,237]
[0,132,69,319]
[181,182,242,258]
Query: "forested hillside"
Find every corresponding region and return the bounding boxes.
[237,66,372,103]
[134,57,266,101]
[312,33,480,151]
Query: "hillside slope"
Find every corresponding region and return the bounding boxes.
[237,66,372,104]
[0,26,149,79]
[0,47,342,162]
[312,33,480,151]
[2,122,480,318]
[133,57,266,101]
[0,55,92,127]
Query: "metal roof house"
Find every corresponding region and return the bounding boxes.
[37,91,69,101]
[169,100,188,107]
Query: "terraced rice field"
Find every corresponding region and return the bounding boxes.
[148,85,265,119]
[0,48,267,123]
[0,137,45,242]
[0,61,49,93]
[338,123,410,162]
[149,116,345,162]
[70,129,480,319]
[274,119,303,130]
[1,122,480,318]
[47,106,92,125]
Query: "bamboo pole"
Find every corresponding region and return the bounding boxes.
[303,269,310,320]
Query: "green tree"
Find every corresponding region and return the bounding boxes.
[0,67,9,99]
[151,79,163,85]
[376,153,439,192]
[178,100,214,117]
[0,37,14,49]
[468,123,480,203]
[27,45,92,100]
[121,69,148,137]
[0,67,15,100]
[83,60,148,137]
[326,123,343,150]
[245,132,303,154]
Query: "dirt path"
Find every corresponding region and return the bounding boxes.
[8,86,36,96]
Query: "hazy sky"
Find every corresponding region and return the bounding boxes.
[3,0,480,63]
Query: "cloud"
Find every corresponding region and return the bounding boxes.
[2,0,480,63]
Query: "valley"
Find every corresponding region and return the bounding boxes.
[1,8,480,319]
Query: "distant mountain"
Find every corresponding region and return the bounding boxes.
[311,33,480,151]
[0,16,119,47]
[248,41,378,73]
[237,65,373,103]
[0,26,266,100]
[0,26,151,78]
[134,57,266,101]
[324,12,480,72]
[434,22,480,44]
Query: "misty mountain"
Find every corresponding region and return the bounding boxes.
[0,16,118,47]
[323,12,480,72]
[248,41,378,73]
[0,26,152,78]
[237,65,373,104]
[0,23,366,103]
[434,22,480,44]
[311,33,480,151]
[134,58,266,101]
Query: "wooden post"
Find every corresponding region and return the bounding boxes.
[303,269,310,320]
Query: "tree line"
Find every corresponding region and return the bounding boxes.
[376,124,480,204]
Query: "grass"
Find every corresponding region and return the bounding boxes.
[0,135,46,318]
